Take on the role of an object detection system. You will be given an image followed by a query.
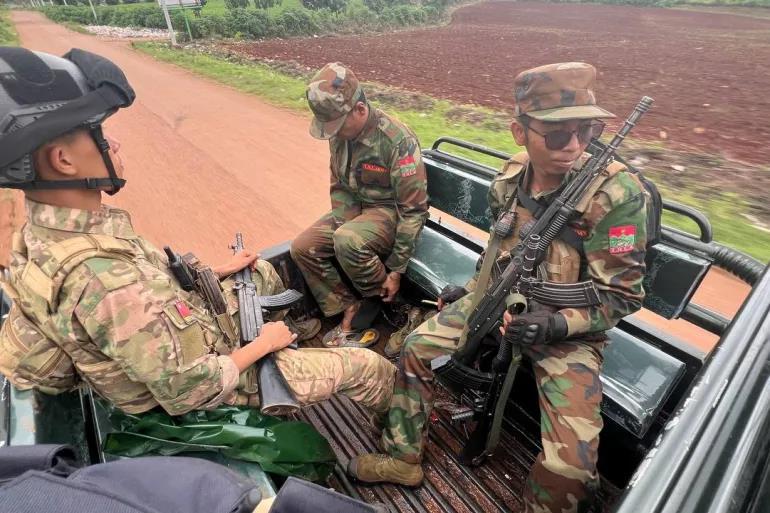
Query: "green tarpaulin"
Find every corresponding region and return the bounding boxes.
[103,406,336,482]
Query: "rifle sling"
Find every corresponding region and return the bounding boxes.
[458,192,518,346]
[484,348,522,459]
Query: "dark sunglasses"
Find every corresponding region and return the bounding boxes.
[526,121,605,150]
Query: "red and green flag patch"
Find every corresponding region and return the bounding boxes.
[398,155,417,177]
[609,225,636,254]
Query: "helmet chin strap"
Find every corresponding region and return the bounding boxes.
[10,123,127,192]
[89,124,125,196]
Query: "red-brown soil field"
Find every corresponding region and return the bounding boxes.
[225,0,770,164]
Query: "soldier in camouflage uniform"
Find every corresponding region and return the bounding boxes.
[349,63,649,513]
[0,47,396,418]
[290,63,429,348]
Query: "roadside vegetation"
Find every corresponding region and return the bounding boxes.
[0,7,18,45]
[40,0,455,40]
[134,42,770,262]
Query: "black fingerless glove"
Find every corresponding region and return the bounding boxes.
[438,284,468,305]
[504,311,568,346]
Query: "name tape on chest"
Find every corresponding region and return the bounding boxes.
[361,162,388,173]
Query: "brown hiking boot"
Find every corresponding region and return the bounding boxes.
[347,454,424,487]
[285,317,322,342]
[367,410,386,440]
[384,306,428,358]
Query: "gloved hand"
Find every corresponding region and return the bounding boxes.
[500,310,568,346]
[437,284,467,311]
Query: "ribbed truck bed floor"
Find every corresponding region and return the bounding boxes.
[296,393,620,513]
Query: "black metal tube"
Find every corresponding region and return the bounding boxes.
[661,228,766,286]
[431,136,512,161]
[680,303,730,335]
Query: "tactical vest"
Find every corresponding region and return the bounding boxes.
[0,231,159,412]
[490,151,635,285]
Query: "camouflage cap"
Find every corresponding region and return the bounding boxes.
[306,62,364,140]
[513,62,615,122]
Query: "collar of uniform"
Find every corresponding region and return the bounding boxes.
[353,107,380,147]
[25,199,138,239]
[525,152,590,200]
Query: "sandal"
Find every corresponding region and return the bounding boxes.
[322,324,380,349]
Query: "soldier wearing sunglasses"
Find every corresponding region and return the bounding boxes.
[349,62,649,513]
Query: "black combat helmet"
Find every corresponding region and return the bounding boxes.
[0,47,135,193]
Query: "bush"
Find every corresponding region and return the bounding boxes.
[273,6,318,34]
[301,0,346,13]
[41,0,445,38]
[190,12,227,37]
[253,0,280,9]
[224,0,249,9]
[379,4,426,25]
[225,8,269,36]
[104,0,120,5]
[362,0,406,13]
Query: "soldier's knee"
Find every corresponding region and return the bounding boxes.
[290,235,310,260]
[357,348,396,381]
[402,333,425,357]
[331,229,357,260]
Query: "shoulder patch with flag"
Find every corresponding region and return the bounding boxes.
[398,155,417,177]
[609,225,636,254]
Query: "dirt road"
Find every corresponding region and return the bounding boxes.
[4,11,752,352]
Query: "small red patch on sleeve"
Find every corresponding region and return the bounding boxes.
[608,225,636,254]
[175,300,192,318]
[398,155,415,167]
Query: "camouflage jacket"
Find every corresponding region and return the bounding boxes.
[486,152,648,336]
[328,108,429,273]
[0,200,241,415]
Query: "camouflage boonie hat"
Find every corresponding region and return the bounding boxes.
[306,62,364,140]
[513,62,615,122]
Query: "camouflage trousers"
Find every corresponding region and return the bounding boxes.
[290,208,397,317]
[224,259,397,413]
[381,294,605,513]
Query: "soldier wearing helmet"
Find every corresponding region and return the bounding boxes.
[291,63,429,350]
[0,48,396,419]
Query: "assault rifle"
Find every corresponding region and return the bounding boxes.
[433,96,655,464]
[230,233,304,416]
[164,238,304,416]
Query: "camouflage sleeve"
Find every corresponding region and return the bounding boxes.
[0,301,77,395]
[560,181,648,336]
[76,261,240,416]
[329,154,360,223]
[384,137,429,273]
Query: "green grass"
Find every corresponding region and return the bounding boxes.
[659,189,770,262]
[104,0,304,16]
[135,42,769,263]
[0,8,18,45]
[136,43,309,106]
